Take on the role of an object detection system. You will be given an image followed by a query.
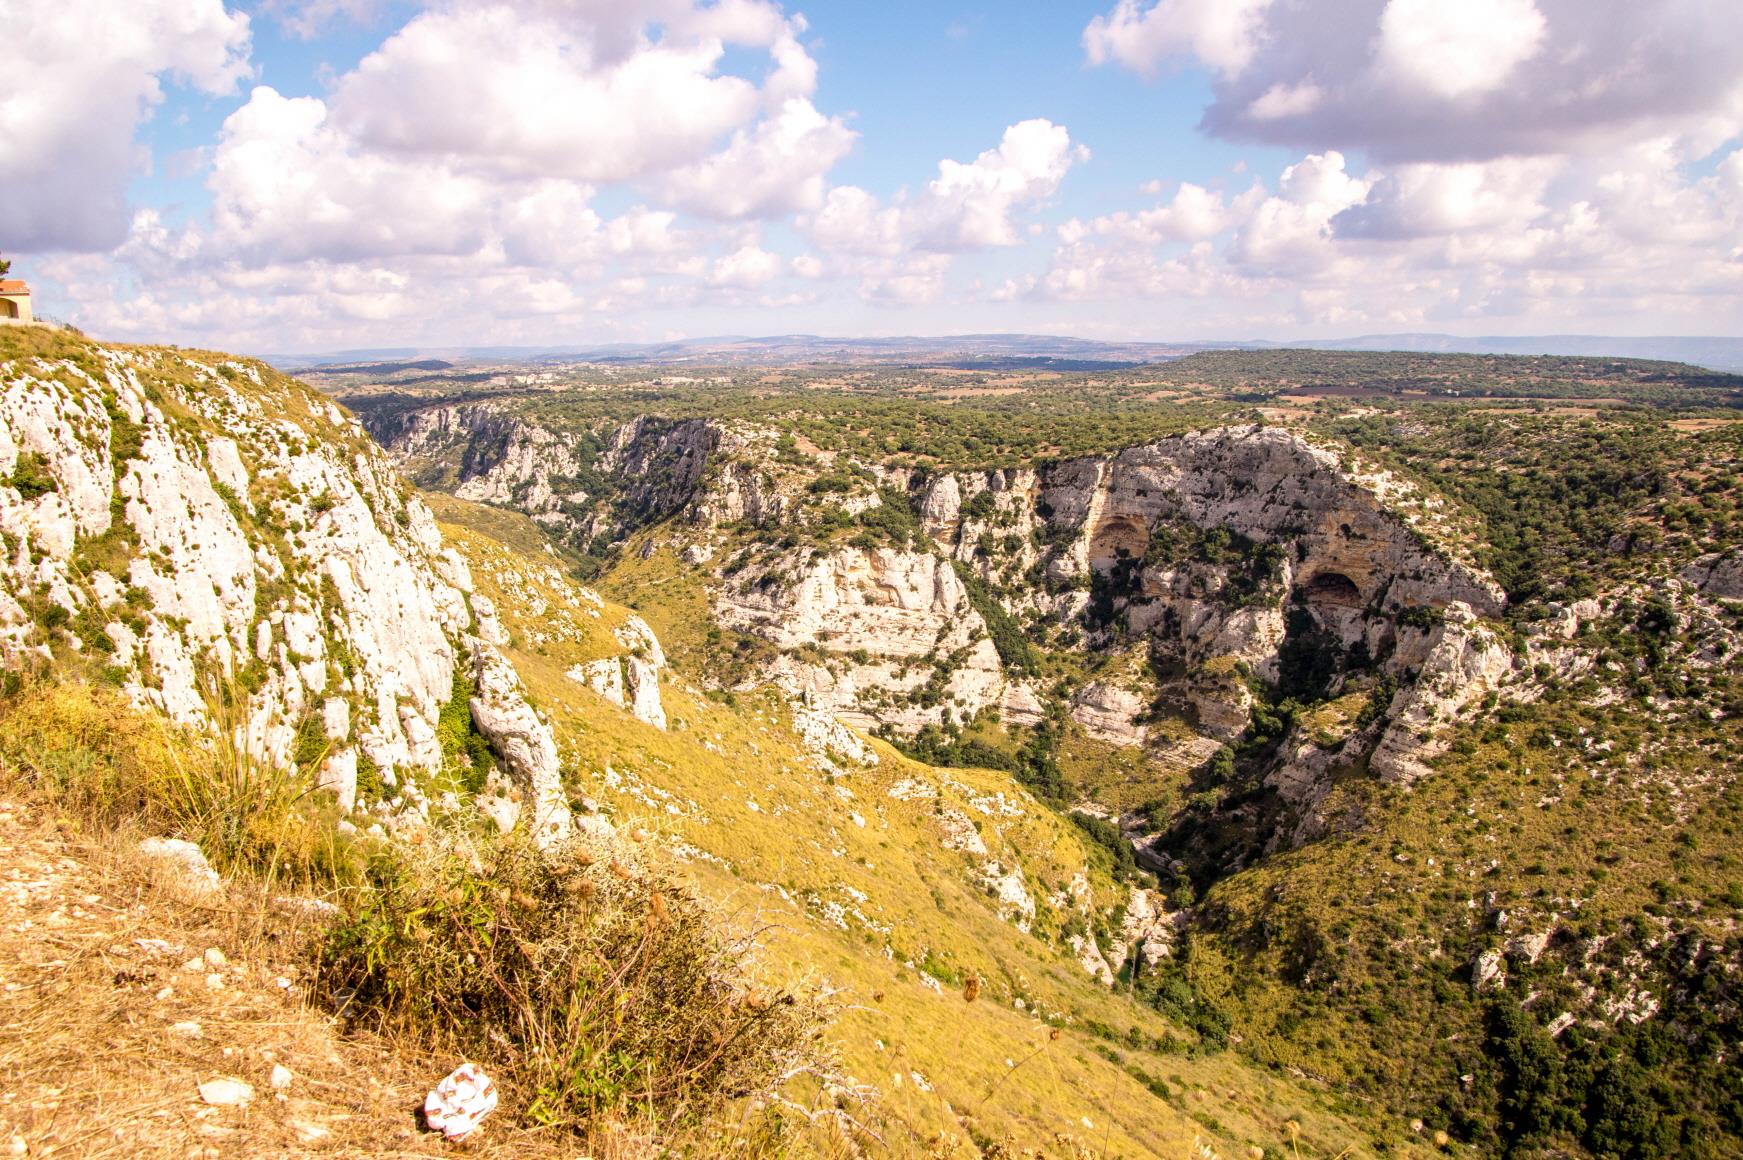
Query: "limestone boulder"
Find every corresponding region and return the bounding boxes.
[468,641,572,847]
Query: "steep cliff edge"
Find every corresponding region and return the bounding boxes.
[0,329,571,842]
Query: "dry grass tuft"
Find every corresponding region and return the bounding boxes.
[317,828,837,1138]
[0,678,362,891]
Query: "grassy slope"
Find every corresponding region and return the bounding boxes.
[433,495,1429,1159]
[0,685,604,1160]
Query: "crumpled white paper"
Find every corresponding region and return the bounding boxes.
[424,1062,498,1141]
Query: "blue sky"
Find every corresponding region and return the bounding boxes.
[4,0,1741,352]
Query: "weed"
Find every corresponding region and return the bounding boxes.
[317,830,835,1137]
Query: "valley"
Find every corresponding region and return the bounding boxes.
[1,326,1738,1157]
[346,348,1743,1157]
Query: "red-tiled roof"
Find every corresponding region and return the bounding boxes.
[0,282,29,295]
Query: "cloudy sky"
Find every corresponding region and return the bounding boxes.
[3,0,1741,353]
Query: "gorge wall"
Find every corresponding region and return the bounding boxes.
[364,401,1528,838]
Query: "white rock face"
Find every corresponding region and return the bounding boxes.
[562,613,669,730]
[469,641,572,847]
[791,699,879,771]
[570,658,626,706]
[719,546,975,655]
[1070,931,1116,986]
[0,339,565,848]
[919,473,961,539]
[1370,603,1516,783]
[1119,887,1176,967]
[1507,929,1553,965]
[614,613,667,668]
[938,808,988,855]
[318,749,359,813]
[1070,682,1149,745]
[714,545,1023,733]
[690,424,1507,765]
[624,656,667,731]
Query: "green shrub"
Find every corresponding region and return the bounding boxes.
[317,832,832,1135]
[8,451,56,499]
[953,561,1039,674]
[436,669,494,792]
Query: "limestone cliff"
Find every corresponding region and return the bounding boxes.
[367,406,1521,798]
[714,424,1509,762]
[0,332,571,842]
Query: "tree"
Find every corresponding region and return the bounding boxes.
[0,254,10,277]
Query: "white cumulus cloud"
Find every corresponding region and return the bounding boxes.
[1089,0,1743,164]
[1083,0,1276,78]
[1375,0,1547,101]
[207,87,492,263]
[331,3,762,182]
[661,98,856,219]
[0,0,251,252]
[912,119,1090,251]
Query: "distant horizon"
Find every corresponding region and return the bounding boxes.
[267,330,1743,375]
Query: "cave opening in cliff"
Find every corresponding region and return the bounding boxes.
[1300,570,1363,609]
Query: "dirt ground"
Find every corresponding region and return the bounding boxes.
[0,798,592,1159]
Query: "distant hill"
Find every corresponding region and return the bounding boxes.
[271,332,1743,374]
[1246,333,1743,373]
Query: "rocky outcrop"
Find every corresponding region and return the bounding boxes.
[0,335,570,846]
[1070,931,1116,986]
[138,837,222,899]
[981,861,1036,932]
[714,544,1022,732]
[1119,887,1176,967]
[601,417,719,525]
[918,473,961,540]
[562,613,669,730]
[624,658,666,731]
[370,403,585,528]
[1370,603,1516,783]
[719,546,975,654]
[1683,551,1743,600]
[571,658,626,705]
[698,426,1506,761]
[454,423,584,519]
[1070,682,1149,745]
[791,698,879,773]
[468,642,572,847]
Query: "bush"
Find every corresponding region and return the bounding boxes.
[8,451,57,500]
[435,668,493,792]
[0,678,361,888]
[318,831,833,1135]
[1070,811,1140,881]
[953,561,1040,674]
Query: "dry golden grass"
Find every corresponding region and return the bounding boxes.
[316,828,839,1139]
[0,683,856,1158]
